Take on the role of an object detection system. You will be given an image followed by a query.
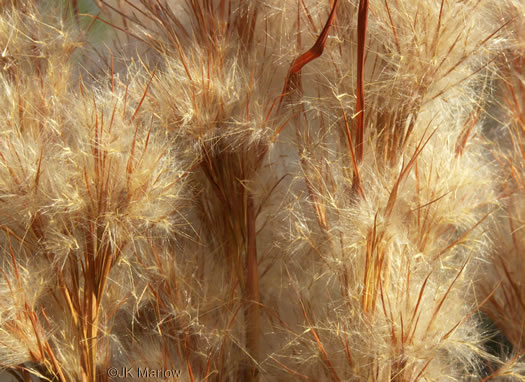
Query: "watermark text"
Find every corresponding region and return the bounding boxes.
[107,367,182,379]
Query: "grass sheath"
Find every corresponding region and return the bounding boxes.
[355,0,369,163]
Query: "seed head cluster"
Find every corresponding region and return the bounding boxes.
[0,0,524,381]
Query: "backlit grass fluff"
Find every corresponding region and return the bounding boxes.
[1,0,525,381]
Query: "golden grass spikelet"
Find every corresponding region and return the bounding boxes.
[0,259,51,368]
[0,1,82,80]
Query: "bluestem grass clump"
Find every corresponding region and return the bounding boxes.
[1,0,525,381]
[481,1,525,376]
[0,3,187,380]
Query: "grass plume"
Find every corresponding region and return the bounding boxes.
[1,0,525,380]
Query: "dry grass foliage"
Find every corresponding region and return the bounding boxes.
[481,1,525,377]
[1,0,525,381]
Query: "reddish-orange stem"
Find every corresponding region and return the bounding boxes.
[355,0,369,162]
[278,0,339,111]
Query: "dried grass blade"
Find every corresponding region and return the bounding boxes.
[278,0,339,110]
